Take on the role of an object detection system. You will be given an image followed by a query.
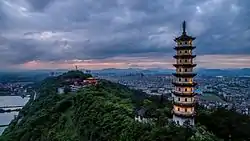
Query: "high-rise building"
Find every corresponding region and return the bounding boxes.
[172,21,197,126]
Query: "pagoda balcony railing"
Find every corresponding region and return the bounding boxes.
[173,100,196,107]
[172,90,193,94]
[174,55,196,59]
[172,110,196,118]
[176,53,193,55]
[172,90,196,97]
[172,81,197,87]
[172,81,195,84]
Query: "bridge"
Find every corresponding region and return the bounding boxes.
[0,124,8,127]
[0,106,23,109]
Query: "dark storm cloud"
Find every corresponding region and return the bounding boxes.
[0,0,249,66]
[27,0,55,11]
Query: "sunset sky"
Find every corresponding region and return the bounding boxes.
[0,0,249,70]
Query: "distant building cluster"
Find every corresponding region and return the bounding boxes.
[0,82,32,97]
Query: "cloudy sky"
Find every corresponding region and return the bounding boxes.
[0,0,249,70]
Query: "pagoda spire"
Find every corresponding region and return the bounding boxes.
[174,20,195,42]
[182,21,186,35]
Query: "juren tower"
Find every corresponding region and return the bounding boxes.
[172,21,197,126]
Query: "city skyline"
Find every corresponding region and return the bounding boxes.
[0,0,249,69]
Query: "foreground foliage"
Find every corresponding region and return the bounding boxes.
[197,107,250,141]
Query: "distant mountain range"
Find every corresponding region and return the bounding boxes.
[196,68,250,77]
[91,68,173,75]
[0,68,250,77]
[91,68,250,77]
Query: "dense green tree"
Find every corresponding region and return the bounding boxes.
[64,86,71,94]
[197,107,250,141]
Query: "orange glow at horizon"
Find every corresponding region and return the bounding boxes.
[16,55,250,70]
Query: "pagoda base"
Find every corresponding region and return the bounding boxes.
[173,115,194,126]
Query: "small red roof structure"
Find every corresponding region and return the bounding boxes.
[84,77,98,85]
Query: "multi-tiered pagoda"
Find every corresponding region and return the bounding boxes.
[172,21,197,126]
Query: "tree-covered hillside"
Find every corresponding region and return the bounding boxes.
[0,71,249,141]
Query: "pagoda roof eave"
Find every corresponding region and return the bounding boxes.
[172,91,197,97]
[174,46,196,50]
[172,111,196,118]
[174,35,196,42]
[172,73,197,77]
[173,101,196,107]
[172,82,197,87]
[173,64,197,68]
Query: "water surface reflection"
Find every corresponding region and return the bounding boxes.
[0,96,30,135]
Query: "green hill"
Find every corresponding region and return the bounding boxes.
[1,71,248,141]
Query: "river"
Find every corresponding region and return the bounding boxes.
[0,96,30,135]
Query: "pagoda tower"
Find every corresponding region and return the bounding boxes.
[172,21,197,126]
